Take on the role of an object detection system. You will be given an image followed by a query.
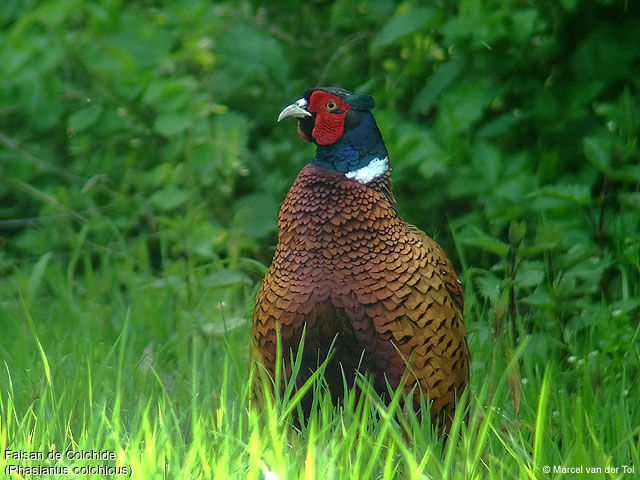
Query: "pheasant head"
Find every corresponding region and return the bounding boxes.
[278,87,390,184]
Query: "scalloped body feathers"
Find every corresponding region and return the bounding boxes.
[252,165,469,430]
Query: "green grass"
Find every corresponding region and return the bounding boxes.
[1,250,638,480]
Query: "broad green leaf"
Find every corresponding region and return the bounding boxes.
[412,56,465,113]
[3,43,30,74]
[476,112,522,139]
[571,27,636,83]
[472,142,501,186]
[234,192,279,238]
[182,222,224,258]
[203,270,250,288]
[371,7,436,50]
[623,242,639,269]
[211,112,249,172]
[511,8,538,42]
[106,12,172,68]
[610,298,639,314]
[520,241,559,257]
[200,317,248,336]
[515,260,545,288]
[462,229,509,257]
[583,135,612,173]
[149,187,189,211]
[32,0,79,27]
[391,120,448,177]
[529,184,592,206]
[437,80,492,134]
[143,77,197,112]
[521,289,555,308]
[475,272,501,305]
[211,23,289,98]
[614,165,640,183]
[154,112,192,136]
[68,105,103,133]
[618,192,640,209]
[559,0,579,11]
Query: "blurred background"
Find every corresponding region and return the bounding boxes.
[1,0,638,389]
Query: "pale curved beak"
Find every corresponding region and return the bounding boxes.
[277,103,312,122]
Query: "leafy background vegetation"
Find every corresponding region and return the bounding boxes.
[1,0,639,478]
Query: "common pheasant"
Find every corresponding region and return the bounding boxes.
[251,87,469,430]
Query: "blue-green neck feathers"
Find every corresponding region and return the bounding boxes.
[312,110,388,174]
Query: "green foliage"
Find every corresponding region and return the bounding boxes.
[1,0,640,477]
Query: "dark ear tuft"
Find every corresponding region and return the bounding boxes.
[347,93,375,111]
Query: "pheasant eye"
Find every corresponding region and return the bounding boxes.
[325,101,338,112]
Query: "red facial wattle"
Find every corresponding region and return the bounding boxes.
[308,91,351,145]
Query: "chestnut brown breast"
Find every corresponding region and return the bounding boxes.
[251,164,469,430]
